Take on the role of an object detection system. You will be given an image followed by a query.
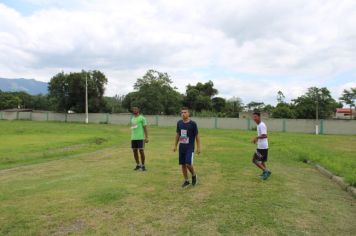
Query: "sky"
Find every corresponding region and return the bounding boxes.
[0,0,355,105]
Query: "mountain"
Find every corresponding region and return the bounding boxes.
[0,78,48,95]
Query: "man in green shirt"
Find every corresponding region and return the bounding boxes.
[130,107,149,171]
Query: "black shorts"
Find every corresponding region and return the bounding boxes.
[131,140,144,149]
[253,149,268,163]
[179,150,194,165]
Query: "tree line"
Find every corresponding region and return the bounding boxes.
[0,69,355,119]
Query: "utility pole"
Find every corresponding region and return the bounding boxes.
[316,96,319,121]
[315,91,322,135]
[85,73,89,124]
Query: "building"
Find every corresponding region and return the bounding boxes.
[334,108,356,119]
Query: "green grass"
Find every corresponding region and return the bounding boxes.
[0,120,355,235]
[0,120,126,170]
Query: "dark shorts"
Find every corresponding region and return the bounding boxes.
[179,150,194,165]
[253,149,268,163]
[131,140,144,149]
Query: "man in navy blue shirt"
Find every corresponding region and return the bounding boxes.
[173,107,201,188]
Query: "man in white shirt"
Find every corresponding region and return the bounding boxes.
[251,112,271,180]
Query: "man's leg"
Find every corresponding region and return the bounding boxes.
[186,152,197,186]
[261,150,271,180]
[252,154,266,171]
[255,162,266,171]
[253,150,266,170]
[181,165,190,188]
[133,148,141,170]
[181,165,189,180]
[133,149,140,165]
[262,150,270,172]
[187,164,198,186]
[139,149,145,165]
[139,149,146,171]
[186,165,195,176]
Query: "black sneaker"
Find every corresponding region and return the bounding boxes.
[134,165,141,171]
[181,181,190,188]
[262,171,272,180]
[141,166,146,171]
[192,175,197,186]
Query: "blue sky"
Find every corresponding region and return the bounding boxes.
[0,0,355,105]
[0,0,34,15]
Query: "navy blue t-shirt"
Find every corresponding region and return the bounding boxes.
[176,120,198,151]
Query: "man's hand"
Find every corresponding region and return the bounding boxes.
[252,137,258,144]
[196,147,201,155]
[173,146,177,152]
[145,137,149,143]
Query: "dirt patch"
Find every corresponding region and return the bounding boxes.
[53,219,86,236]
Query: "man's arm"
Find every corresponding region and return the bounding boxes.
[196,134,201,155]
[257,134,267,139]
[252,134,267,143]
[173,133,179,152]
[144,125,149,143]
[252,125,267,143]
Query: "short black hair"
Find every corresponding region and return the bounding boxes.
[253,111,261,117]
[181,107,189,111]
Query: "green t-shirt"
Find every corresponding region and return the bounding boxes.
[131,115,147,140]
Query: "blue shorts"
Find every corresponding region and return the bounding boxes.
[179,150,194,165]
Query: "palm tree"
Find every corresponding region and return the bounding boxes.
[339,88,356,119]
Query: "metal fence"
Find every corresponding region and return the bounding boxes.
[1,111,356,135]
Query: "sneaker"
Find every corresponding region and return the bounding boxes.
[134,165,141,171]
[141,166,146,171]
[192,175,198,186]
[181,181,190,188]
[262,171,272,180]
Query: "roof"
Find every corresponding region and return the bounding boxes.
[336,108,355,113]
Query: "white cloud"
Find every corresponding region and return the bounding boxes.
[0,0,355,104]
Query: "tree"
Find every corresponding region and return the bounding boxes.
[261,104,274,115]
[122,70,182,115]
[224,97,244,117]
[246,101,265,111]
[183,81,218,112]
[212,97,226,112]
[293,87,341,119]
[48,70,108,113]
[0,90,53,111]
[271,90,295,118]
[272,103,295,118]
[103,94,126,113]
[0,91,21,110]
[29,94,53,110]
[277,90,285,103]
[339,88,356,119]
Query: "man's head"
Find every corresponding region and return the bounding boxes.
[132,107,140,115]
[252,111,261,124]
[180,107,190,120]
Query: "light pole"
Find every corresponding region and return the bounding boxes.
[315,91,322,135]
[85,73,89,124]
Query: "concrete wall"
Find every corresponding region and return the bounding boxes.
[1,111,355,135]
[323,119,356,135]
[217,118,247,130]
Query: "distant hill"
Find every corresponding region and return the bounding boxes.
[0,78,48,95]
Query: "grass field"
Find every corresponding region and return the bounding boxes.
[0,120,355,235]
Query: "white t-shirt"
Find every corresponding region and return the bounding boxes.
[257,121,268,149]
